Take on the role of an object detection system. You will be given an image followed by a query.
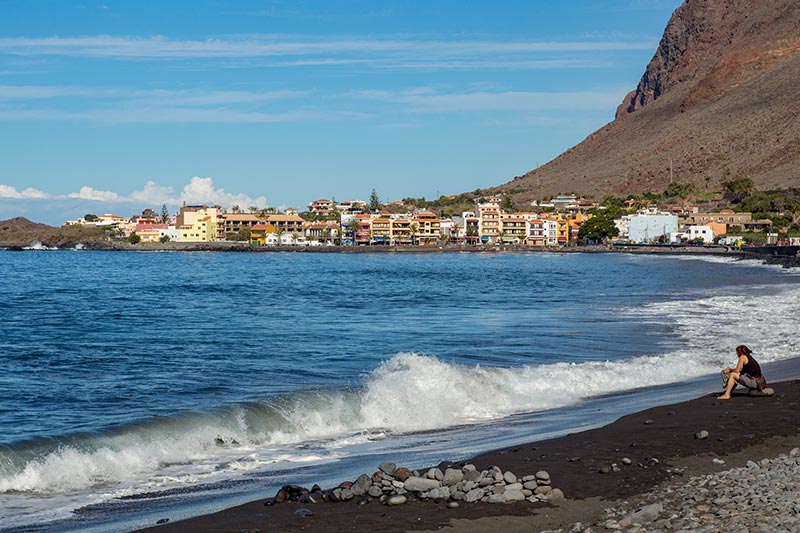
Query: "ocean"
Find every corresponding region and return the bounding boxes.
[1,250,799,532]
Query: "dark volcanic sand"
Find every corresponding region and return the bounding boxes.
[137,380,800,533]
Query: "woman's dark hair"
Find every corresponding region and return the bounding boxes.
[736,345,752,357]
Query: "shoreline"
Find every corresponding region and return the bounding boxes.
[4,240,798,268]
[135,374,800,533]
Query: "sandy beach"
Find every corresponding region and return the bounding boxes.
[135,373,800,533]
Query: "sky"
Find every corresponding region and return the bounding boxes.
[0,0,681,225]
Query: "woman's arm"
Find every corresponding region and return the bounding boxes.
[733,355,747,373]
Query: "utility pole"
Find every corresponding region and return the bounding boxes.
[669,158,673,182]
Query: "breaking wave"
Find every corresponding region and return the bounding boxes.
[2,283,799,502]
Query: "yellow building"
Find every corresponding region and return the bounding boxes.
[249,223,272,246]
[178,215,216,242]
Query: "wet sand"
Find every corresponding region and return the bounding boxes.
[136,378,800,533]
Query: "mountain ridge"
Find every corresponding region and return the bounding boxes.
[494,0,800,203]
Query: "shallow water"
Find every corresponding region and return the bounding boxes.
[1,251,798,532]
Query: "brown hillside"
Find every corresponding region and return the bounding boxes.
[0,217,107,247]
[496,0,800,203]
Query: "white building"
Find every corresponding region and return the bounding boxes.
[627,207,679,243]
[687,225,715,243]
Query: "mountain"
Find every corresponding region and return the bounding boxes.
[496,0,800,203]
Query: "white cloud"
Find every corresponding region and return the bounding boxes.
[128,180,176,204]
[180,177,267,208]
[0,107,366,124]
[352,88,628,112]
[1,178,269,213]
[0,35,655,60]
[0,184,51,199]
[67,186,122,202]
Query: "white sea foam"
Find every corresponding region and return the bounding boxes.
[2,283,799,509]
[22,241,58,250]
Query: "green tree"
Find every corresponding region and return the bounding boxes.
[248,205,258,214]
[409,222,419,245]
[722,178,754,203]
[368,189,382,212]
[159,234,171,243]
[128,232,141,244]
[237,227,251,242]
[500,194,515,212]
[84,213,98,222]
[578,215,619,242]
[231,204,241,214]
[160,204,170,224]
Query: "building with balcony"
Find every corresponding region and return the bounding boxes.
[412,211,441,245]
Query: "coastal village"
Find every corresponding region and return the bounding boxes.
[63,193,786,248]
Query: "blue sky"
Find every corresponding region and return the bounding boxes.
[0,0,680,224]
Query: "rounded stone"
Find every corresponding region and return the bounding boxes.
[386,494,407,506]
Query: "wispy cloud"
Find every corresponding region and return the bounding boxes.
[350,88,628,113]
[0,107,367,124]
[0,35,656,60]
[0,177,267,209]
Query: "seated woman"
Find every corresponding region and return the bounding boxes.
[718,344,767,400]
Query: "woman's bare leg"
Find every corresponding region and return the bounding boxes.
[718,371,739,400]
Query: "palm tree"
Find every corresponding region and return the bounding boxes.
[231,204,241,214]
[410,222,419,246]
[248,205,258,214]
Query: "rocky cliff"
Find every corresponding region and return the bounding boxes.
[496,0,800,202]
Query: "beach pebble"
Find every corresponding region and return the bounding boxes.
[547,488,565,500]
[442,468,463,486]
[422,486,450,500]
[393,467,413,482]
[427,467,444,481]
[504,489,526,502]
[464,488,485,503]
[464,469,481,482]
[379,462,397,476]
[712,458,726,465]
[367,486,383,498]
[351,474,371,495]
[462,464,477,472]
[404,476,441,492]
[536,470,551,482]
[386,494,407,506]
[622,457,632,465]
[599,466,611,474]
[790,448,799,457]
[485,493,503,503]
[503,471,517,484]
[694,430,709,440]
[626,503,662,524]
[644,419,654,425]
[294,508,313,517]
[447,501,459,509]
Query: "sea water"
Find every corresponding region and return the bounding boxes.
[1,251,799,532]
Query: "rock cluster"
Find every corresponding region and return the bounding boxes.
[265,461,563,508]
[568,447,800,532]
